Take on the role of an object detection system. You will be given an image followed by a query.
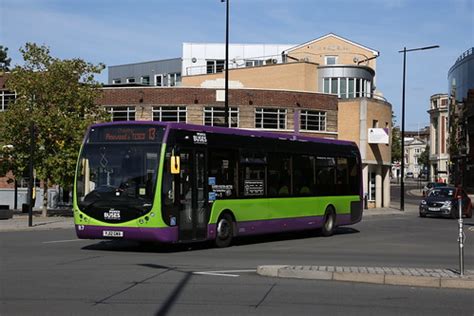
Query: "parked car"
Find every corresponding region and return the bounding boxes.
[419,186,472,218]
[422,182,447,196]
[406,172,414,178]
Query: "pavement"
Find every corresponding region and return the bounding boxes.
[1,189,474,289]
[0,209,74,232]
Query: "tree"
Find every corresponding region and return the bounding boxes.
[391,112,401,163]
[418,144,430,170]
[0,43,106,216]
[0,46,12,71]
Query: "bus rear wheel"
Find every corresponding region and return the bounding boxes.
[321,207,336,237]
[215,213,234,248]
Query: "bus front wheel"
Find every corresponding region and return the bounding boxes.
[215,213,234,248]
[321,207,336,237]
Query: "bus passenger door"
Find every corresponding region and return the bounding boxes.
[178,148,208,241]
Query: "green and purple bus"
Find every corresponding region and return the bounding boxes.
[74,122,362,247]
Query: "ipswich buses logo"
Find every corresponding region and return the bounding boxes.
[104,209,121,220]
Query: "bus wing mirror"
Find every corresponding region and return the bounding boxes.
[171,155,180,174]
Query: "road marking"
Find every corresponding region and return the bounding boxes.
[42,239,83,244]
[193,269,256,277]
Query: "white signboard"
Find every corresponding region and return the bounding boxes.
[368,128,389,144]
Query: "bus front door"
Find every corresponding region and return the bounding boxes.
[178,149,208,241]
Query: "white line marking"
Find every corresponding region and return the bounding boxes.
[202,269,256,273]
[193,272,240,277]
[193,269,256,277]
[42,239,83,244]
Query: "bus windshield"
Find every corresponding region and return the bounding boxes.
[75,125,164,222]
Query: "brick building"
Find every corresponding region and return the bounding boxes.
[99,86,338,138]
[106,34,392,207]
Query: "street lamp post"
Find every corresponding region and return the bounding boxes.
[399,45,439,211]
[221,0,229,127]
[27,123,34,227]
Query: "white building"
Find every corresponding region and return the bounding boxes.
[404,137,427,177]
[428,93,449,182]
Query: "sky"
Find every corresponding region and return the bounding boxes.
[1,0,473,131]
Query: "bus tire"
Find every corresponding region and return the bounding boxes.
[321,207,336,237]
[215,213,234,248]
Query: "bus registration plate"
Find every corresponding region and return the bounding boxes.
[103,230,123,237]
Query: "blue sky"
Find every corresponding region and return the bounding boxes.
[1,0,473,130]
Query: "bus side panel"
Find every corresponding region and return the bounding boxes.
[208,195,359,237]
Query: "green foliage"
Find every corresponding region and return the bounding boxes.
[418,144,430,168]
[391,112,401,163]
[0,43,107,188]
[0,46,11,71]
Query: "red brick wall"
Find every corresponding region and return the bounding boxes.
[99,87,337,111]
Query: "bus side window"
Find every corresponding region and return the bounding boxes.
[336,158,349,195]
[239,150,266,197]
[209,148,237,199]
[293,155,314,196]
[348,157,359,195]
[315,157,336,196]
[267,153,291,197]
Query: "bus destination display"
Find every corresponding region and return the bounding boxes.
[89,125,164,143]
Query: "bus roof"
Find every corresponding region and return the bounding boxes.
[91,121,357,147]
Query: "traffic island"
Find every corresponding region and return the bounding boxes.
[257,265,474,289]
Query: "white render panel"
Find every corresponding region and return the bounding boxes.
[182,43,294,76]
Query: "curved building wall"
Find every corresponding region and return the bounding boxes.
[318,65,375,98]
[448,48,474,191]
[448,47,474,102]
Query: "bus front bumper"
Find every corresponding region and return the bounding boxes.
[75,225,179,243]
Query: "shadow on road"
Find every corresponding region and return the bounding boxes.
[81,227,359,253]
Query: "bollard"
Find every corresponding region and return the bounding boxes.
[458,195,464,276]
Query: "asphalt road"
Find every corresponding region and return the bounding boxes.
[1,206,474,315]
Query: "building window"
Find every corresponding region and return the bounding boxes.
[154,73,181,87]
[168,73,181,87]
[340,78,347,98]
[245,59,264,67]
[126,78,135,84]
[331,78,338,94]
[206,60,225,74]
[106,106,136,121]
[141,76,150,85]
[203,107,239,127]
[348,78,355,98]
[112,79,121,84]
[323,77,371,98]
[323,78,330,94]
[368,171,376,201]
[153,106,186,122]
[155,75,163,87]
[325,56,338,65]
[0,91,16,111]
[300,110,326,131]
[255,108,287,130]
